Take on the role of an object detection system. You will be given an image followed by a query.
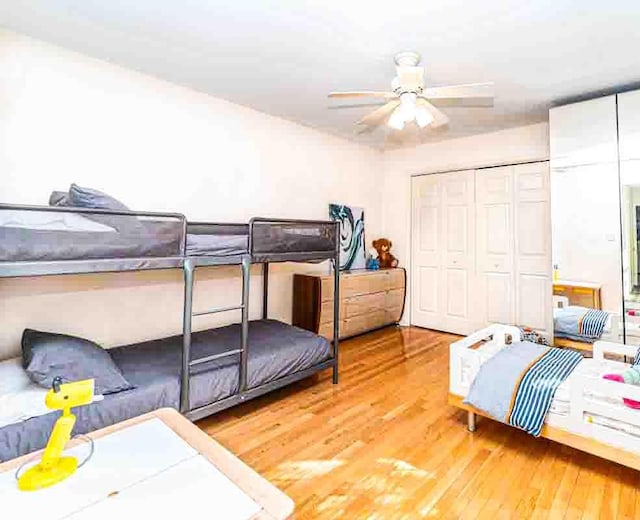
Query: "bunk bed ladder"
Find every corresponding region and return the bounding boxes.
[180,255,251,414]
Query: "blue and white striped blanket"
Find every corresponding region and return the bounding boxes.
[464,341,582,436]
[554,305,609,342]
[580,309,609,338]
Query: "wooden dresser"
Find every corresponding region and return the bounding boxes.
[553,280,602,309]
[293,268,406,340]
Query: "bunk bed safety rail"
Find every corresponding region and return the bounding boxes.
[249,217,337,263]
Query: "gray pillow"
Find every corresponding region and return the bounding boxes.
[67,183,142,234]
[22,329,134,395]
[49,191,70,206]
[68,183,130,212]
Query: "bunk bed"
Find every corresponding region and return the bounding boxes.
[0,204,340,460]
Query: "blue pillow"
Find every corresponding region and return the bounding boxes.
[22,329,134,395]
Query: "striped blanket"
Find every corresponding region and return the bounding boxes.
[580,309,609,339]
[554,305,609,342]
[464,341,582,436]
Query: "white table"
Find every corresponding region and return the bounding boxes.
[0,408,293,519]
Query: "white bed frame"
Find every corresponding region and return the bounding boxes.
[449,324,640,470]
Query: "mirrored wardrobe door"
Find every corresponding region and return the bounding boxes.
[618,89,640,346]
[550,95,624,352]
[550,162,624,350]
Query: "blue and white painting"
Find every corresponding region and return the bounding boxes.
[329,203,366,270]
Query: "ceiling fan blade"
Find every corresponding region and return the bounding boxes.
[327,101,389,110]
[422,82,494,107]
[356,99,400,127]
[395,66,424,91]
[328,91,396,99]
[417,98,450,128]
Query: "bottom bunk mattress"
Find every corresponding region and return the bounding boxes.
[0,319,331,461]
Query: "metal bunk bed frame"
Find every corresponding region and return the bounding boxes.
[0,204,340,422]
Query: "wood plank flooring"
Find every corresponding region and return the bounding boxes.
[198,326,640,519]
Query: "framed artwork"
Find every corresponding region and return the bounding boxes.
[329,203,366,270]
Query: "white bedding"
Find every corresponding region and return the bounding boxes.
[0,358,103,429]
[0,210,115,233]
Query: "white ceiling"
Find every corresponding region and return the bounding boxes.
[1,1,639,149]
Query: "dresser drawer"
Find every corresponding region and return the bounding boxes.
[343,310,388,337]
[320,299,344,324]
[386,269,405,290]
[344,292,386,318]
[320,276,335,301]
[318,321,336,341]
[385,288,405,309]
[342,273,388,298]
[386,305,403,323]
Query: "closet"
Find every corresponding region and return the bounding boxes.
[411,162,551,336]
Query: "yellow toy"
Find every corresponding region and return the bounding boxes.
[18,377,95,492]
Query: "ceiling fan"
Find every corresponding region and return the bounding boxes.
[329,51,494,132]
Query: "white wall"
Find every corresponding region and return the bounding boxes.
[551,163,622,313]
[382,123,550,324]
[0,30,383,359]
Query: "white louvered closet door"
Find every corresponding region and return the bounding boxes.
[476,166,515,326]
[514,162,552,335]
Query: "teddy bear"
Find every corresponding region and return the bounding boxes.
[372,238,398,269]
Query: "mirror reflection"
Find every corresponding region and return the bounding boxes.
[550,162,624,351]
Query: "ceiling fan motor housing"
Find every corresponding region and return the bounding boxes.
[392,76,424,96]
[394,51,421,67]
[392,52,424,95]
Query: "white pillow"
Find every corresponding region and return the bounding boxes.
[0,210,116,233]
[0,357,103,429]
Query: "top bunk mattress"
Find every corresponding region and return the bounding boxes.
[0,208,183,263]
[0,207,337,267]
[186,222,248,257]
[0,319,331,461]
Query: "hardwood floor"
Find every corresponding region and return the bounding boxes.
[198,326,640,519]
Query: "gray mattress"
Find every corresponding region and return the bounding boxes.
[186,233,248,256]
[0,319,331,461]
[0,224,182,262]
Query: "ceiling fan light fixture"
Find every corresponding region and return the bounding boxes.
[387,107,405,130]
[328,51,494,134]
[399,92,417,122]
[415,106,434,128]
